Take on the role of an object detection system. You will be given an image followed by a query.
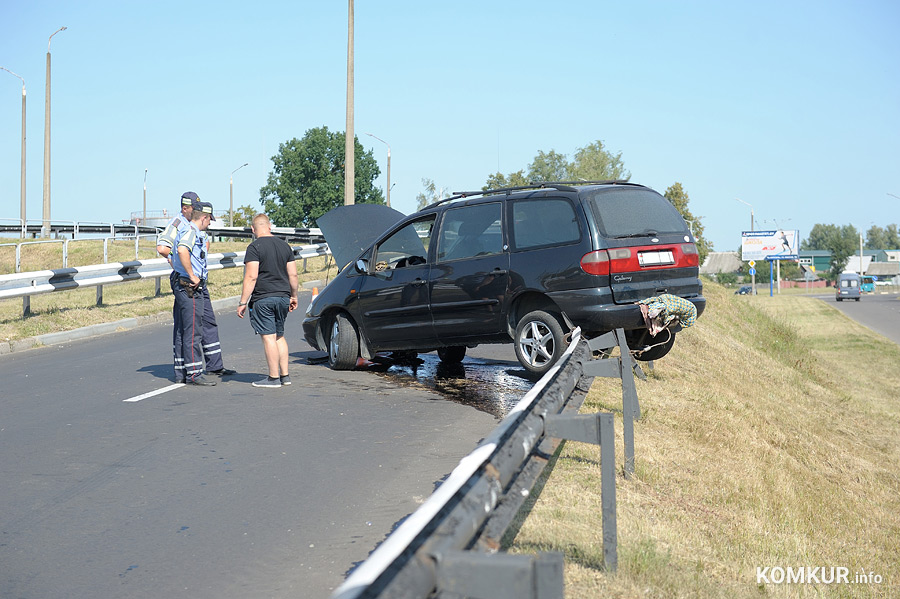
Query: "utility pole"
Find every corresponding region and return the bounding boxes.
[143,169,148,224]
[42,26,66,238]
[344,0,355,205]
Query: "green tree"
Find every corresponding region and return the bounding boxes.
[865,224,900,249]
[802,223,859,280]
[259,126,383,228]
[483,170,528,190]
[230,204,256,228]
[568,140,631,181]
[527,149,569,182]
[664,183,712,265]
[415,178,452,211]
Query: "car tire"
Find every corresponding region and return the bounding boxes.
[627,330,676,361]
[514,310,567,376]
[437,346,466,363]
[836,298,842,302]
[328,313,359,370]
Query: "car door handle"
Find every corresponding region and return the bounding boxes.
[411,279,427,286]
[492,269,508,276]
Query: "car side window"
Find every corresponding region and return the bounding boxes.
[436,203,503,262]
[373,215,435,271]
[511,198,580,250]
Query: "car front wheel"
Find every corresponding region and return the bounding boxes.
[328,313,359,370]
[514,310,567,376]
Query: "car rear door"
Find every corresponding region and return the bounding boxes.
[429,202,510,340]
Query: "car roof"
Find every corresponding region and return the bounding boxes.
[417,180,648,213]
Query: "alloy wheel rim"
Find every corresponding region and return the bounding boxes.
[519,320,554,367]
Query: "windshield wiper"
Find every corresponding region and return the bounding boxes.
[615,230,658,239]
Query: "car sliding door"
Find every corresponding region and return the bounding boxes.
[430,202,509,340]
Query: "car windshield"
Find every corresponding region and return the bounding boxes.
[587,188,687,238]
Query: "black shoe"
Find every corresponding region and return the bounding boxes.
[279,375,292,386]
[187,375,217,386]
[210,368,236,376]
[252,377,282,388]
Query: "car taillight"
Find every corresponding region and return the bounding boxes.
[581,250,610,275]
[581,249,633,275]
[680,243,699,267]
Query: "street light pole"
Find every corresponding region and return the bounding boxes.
[365,132,391,207]
[344,0,355,205]
[1,67,26,238]
[42,26,66,238]
[735,197,754,231]
[230,162,248,226]
[143,169,148,224]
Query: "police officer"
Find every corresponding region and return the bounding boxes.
[157,192,235,382]
[172,201,220,386]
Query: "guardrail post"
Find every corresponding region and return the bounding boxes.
[155,277,162,297]
[63,239,69,268]
[23,295,30,317]
[434,551,563,599]
[544,412,617,570]
[96,285,103,306]
[584,329,641,478]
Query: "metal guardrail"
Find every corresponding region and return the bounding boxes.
[334,328,645,599]
[0,219,325,244]
[0,243,331,317]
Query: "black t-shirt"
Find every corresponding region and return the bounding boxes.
[245,236,295,301]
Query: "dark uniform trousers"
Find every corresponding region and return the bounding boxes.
[171,275,223,382]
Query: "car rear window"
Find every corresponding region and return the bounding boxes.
[511,198,581,250]
[587,188,687,238]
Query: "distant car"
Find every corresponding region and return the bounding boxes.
[734,285,753,295]
[836,273,861,302]
[303,181,706,376]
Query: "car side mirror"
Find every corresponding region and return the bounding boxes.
[355,259,369,274]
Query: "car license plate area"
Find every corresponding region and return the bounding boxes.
[638,250,675,267]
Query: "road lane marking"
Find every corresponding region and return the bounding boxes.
[123,383,185,403]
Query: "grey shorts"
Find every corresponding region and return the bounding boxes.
[249,296,290,336]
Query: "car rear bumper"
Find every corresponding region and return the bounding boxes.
[548,288,706,334]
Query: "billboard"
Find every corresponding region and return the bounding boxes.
[741,230,799,261]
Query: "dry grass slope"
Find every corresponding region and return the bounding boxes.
[511,282,900,598]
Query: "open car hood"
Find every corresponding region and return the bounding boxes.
[317,204,406,270]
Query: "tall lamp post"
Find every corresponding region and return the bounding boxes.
[365,133,391,207]
[229,162,248,226]
[42,25,66,238]
[142,169,148,224]
[735,197,754,232]
[344,0,355,205]
[1,67,26,238]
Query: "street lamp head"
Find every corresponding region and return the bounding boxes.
[48,26,67,51]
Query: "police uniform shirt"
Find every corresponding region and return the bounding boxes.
[173,222,208,280]
[157,214,191,251]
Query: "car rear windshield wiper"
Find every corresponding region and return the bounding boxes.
[615,230,658,239]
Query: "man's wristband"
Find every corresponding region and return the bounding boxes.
[239,302,248,306]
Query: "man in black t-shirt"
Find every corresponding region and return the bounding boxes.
[237,214,299,388]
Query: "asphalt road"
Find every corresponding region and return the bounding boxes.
[0,291,510,598]
[817,290,900,346]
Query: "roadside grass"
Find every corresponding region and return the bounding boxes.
[510,281,900,598]
[0,238,334,342]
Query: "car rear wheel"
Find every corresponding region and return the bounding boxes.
[625,329,676,361]
[514,310,567,376]
[328,313,359,370]
[437,346,466,363]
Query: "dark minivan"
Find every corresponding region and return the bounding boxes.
[303,181,706,376]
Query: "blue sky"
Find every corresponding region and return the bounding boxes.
[1,0,898,251]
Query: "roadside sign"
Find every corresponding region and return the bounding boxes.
[748,260,756,267]
[749,268,756,275]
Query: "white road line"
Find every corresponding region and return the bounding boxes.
[123,383,185,403]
